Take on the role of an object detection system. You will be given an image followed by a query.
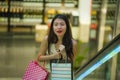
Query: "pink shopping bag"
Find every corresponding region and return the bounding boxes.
[22,60,49,80]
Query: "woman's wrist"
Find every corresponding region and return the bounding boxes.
[37,54,54,61]
[51,52,61,60]
[38,52,63,61]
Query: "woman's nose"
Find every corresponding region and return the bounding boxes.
[58,26,61,28]
[57,24,61,28]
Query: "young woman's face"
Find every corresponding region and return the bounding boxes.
[53,18,67,37]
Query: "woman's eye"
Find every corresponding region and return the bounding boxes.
[54,22,65,26]
[54,23,58,26]
[60,23,65,26]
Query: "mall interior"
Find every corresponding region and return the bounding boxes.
[0,0,120,80]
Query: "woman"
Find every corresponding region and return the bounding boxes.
[37,14,78,79]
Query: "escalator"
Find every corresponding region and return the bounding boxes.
[75,34,120,80]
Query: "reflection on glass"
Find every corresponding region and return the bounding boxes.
[77,45,120,80]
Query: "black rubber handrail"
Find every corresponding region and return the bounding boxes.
[75,33,120,78]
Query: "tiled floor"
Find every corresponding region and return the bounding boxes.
[0,78,21,80]
[0,38,37,78]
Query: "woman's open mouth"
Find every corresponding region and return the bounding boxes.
[57,30,62,34]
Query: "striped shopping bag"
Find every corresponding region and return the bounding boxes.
[51,60,73,80]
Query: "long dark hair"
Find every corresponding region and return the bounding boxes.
[48,14,74,61]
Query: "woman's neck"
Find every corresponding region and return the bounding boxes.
[57,36,63,44]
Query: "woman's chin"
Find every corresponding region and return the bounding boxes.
[57,34,64,37]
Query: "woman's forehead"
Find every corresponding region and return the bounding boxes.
[54,18,65,22]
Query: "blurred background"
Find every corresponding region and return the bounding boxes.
[0,0,120,80]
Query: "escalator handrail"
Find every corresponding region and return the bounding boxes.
[75,33,120,77]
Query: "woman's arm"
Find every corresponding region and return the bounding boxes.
[37,36,61,61]
[72,39,78,62]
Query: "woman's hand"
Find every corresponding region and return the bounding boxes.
[51,51,61,59]
[51,45,64,59]
[58,44,65,52]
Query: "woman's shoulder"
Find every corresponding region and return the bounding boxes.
[72,39,77,46]
[44,35,48,40]
[42,35,48,41]
[41,35,48,45]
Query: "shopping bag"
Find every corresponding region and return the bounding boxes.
[22,60,49,80]
[51,60,73,80]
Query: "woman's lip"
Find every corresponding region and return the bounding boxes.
[57,31,62,33]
